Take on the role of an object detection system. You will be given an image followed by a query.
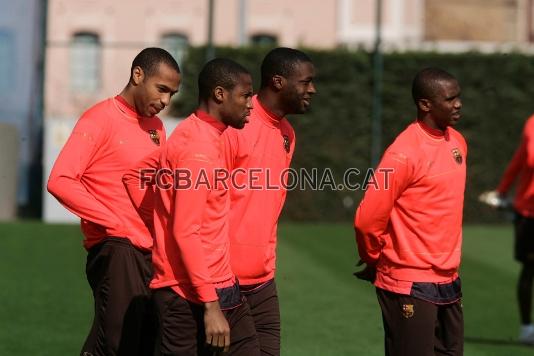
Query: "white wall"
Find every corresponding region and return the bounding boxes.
[43,117,182,223]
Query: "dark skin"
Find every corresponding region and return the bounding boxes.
[258,61,316,117]
[195,72,253,353]
[198,73,254,129]
[417,78,462,131]
[355,78,462,283]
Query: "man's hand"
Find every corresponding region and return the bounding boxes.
[204,301,230,354]
[353,260,376,283]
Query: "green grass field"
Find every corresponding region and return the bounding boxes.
[0,222,532,355]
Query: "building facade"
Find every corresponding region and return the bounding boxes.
[43,0,534,221]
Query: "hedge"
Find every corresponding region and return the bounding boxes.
[170,46,534,223]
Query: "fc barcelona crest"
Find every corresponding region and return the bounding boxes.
[451,148,462,165]
[402,304,414,318]
[148,130,160,146]
[283,135,290,153]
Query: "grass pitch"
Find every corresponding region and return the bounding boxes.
[0,222,532,355]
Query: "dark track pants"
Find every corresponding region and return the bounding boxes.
[81,238,155,356]
[376,288,463,356]
[152,288,260,356]
[241,280,281,356]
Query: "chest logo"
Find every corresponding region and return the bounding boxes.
[451,148,462,165]
[283,135,290,153]
[148,130,160,146]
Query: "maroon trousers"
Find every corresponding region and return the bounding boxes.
[81,238,155,356]
[241,280,281,356]
[152,288,260,356]
[376,288,463,356]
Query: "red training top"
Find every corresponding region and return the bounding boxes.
[355,120,467,295]
[222,95,295,286]
[496,114,534,217]
[123,111,233,304]
[47,96,166,251]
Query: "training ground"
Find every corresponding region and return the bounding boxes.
[0,222,532,355]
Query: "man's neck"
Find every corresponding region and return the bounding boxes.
[418,113,446,132]
[258,90,286,118]
[197,102,224,124]
[118,86,136,110]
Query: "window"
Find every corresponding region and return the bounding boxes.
[250,34,278,46]
[0,30,14,93]
[160,33,189,67]
[70,33,100,93]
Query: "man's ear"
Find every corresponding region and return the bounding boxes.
[132,66,144,86]
[213,86,225,103]
[417,98,431,113]
[272,75,284,90]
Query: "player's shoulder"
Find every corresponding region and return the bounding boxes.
[70,98,116,139]
[79,98,114,121]
[380,123,424,166]
[167,114,196,145]
[524,114,534,132]
[388,122,420,151]
[166,115,220,161]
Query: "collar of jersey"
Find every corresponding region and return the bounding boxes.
[113,95,155,122]
[416,119,449,141]
[195,109,227,134]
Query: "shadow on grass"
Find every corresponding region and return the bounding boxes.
[465,336,534,348]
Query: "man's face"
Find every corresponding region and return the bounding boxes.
[428,79,462,130]
[221,73,254,129]
[133,62,181,117]
[281,61,316,114]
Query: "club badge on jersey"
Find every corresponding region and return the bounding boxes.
[283,135,290,153]
[451,148,462,165]
[402,304,415,318]
[148,130,160,146]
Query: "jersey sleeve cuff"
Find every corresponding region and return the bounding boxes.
[194,284,218,303]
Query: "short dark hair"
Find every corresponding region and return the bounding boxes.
[260,47,312,88]
[130,47,180,79]
[412,67,457,103]
[198,58,250,101]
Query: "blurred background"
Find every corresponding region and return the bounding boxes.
[1,0,533,223]
[2,1,534,355]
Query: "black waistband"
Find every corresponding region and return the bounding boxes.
[88,237,151,256]
[240,279,274,294]
[216,281,244,310]
[410,277,462,304]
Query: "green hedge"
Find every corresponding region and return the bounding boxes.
[170,46,534,223]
